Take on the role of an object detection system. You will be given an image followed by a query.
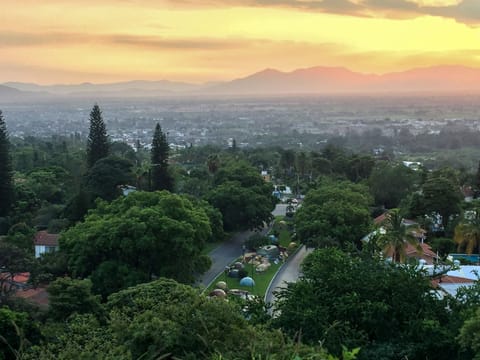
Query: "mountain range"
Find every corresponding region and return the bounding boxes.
[2,65,480,101]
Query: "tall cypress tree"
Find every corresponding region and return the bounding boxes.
[86,104,109,168]
[0,110,13,217]
[150,123,173,191]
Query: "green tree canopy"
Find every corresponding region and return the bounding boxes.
[86,104,109,168]
[27,279,339,360]
[0,110,13,218]
[368,162,418,209]
[295,180,372,249]
[207,161,275,231]
[150,123,173,192]
[421,171,462,229]
[274,248,458,360]
[85,156,134,201]
[60,191,212,297]
[47,277,103,321]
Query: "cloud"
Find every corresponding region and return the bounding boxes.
[7,0,479,25]
[162,0,480,25]
[0,31,250,50]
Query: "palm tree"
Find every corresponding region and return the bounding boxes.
[454,210,480,255]
[379,209,421,263]
[206,154,220,175]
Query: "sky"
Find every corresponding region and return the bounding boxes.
[2,0,480,84]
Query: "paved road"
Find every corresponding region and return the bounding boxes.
[198,203,289,289]
[272,204,287,217]
[198,230,257,288]
[264,245,313,308]
[197,204,287,287]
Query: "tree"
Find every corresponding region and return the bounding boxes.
[24,166,70,204]
[454,209,480,255]
[295,180,372,249]
[368,162,418,209]
[0,307,28,360]
[150,123,173,191]
[86,104,109,168]
[85,156,134,201]
[60,191,212,297]
[378,209,420,263]
[274,248,459,360]
[458,307,480,359]
[0,110,13,217]
[27,279,339,360]
[47,277,104,321]
[207,161,275,231]
[422,171,462,229]
[5,223,35,253]
[0,242,34,303]
[206,153,220,175]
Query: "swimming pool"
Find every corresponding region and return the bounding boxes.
[449,254,480,264]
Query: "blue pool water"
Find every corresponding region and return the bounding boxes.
[450,254,480,264]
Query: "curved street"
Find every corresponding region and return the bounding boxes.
[198,203,311,307]
[264,245,313,307]
[197,229,257,288]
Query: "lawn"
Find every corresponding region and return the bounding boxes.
[206,218,295,297]
[206,258,282,297]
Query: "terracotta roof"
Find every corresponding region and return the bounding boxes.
[15,287,49,307]
[34,231,60,247]
[374,213,387,225]
[432,275,475,288]
[12,272,30,283]
[384,242,438,264]
[0,272,29,284]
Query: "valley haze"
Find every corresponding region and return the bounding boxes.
[2,65,480,102]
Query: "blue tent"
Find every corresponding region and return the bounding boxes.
[239,276,255,287]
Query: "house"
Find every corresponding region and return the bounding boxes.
[368,214,435,263]
[429,265,480,297]
[34,231,60,258]
[118,184,137,196]
[384,242,439,265]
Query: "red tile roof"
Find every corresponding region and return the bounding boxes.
[432,275,475,288]
[384,242,438,264]
[374,213,387,225]
[15,287,49,307]
[34,231,60,247]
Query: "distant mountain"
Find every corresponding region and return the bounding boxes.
[0,84,23,96]
[0,84,51,102]
[4,80,201,97]
[205,65,480,95]
[4,65,480,98]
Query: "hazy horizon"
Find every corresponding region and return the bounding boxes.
[3,1,480,84]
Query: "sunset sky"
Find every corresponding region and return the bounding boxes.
[2,0,480,84]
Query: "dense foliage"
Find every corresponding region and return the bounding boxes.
[207,160,276,231]
[0,110,13,217]
[24,279,341,360]
[150,123,174,191]
[3,108,480,360]
[86,104,109,168]
[60,191,212,297]
[295,179,372,249]
[274,248,461,360]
